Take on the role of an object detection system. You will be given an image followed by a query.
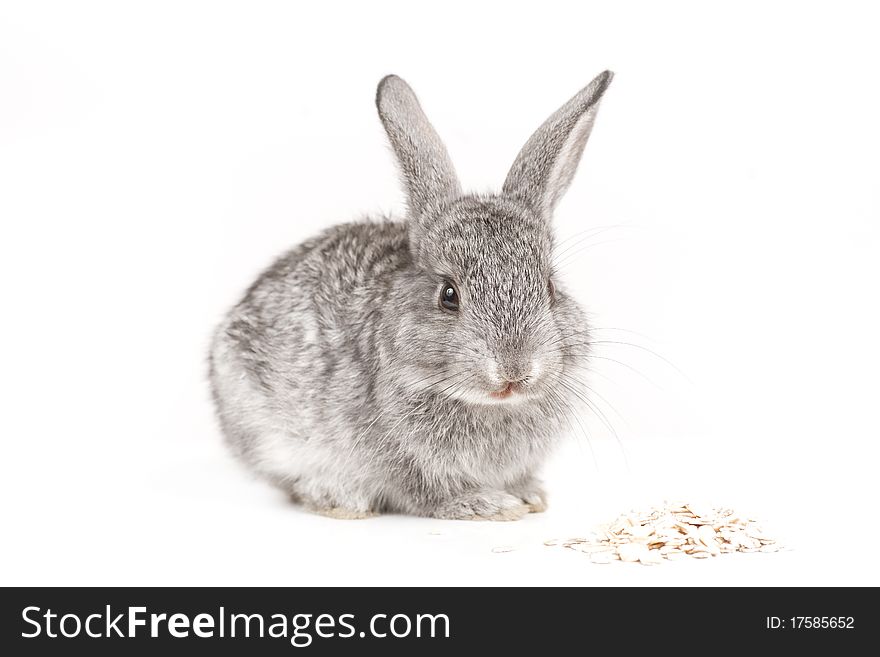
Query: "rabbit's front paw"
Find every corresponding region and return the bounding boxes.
[433,490,530,521]
[507,479,548,514]
[313,507,377,520]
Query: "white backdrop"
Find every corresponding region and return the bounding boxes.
[1,0,878,586]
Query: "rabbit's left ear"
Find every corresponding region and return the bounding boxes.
[503,71,613,217]
[376,75,461,221]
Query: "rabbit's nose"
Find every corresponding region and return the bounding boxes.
[496,359,533,385]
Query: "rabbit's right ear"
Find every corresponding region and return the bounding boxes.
[376,75,461,222]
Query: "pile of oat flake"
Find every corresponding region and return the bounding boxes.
[545,501,785,565]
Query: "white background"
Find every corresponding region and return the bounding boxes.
[1,1,878,586]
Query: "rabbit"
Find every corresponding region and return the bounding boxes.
[209,70,613,520]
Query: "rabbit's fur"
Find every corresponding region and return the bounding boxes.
[210,71,613,520]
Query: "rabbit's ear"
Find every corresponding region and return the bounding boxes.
[376,75,461,219]
[503,71,613,217]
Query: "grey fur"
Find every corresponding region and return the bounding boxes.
[209,71,613,520]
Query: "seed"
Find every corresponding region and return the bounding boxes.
[575,543,615,554]
[640,550,664,565]
[618,543,649,562]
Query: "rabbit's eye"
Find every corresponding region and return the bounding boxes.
[439,282,460,312]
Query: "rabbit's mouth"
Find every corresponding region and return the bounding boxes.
[488,380,524,401]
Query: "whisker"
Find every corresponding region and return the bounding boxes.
[435,372,477,398]
[553,238,633,271]
[546,386,598,472]
[566,354,661,388]
[554,371,631,471]
[552,225,627,264]
[581,340,690,383]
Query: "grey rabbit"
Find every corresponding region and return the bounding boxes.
[209,71,613,519]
